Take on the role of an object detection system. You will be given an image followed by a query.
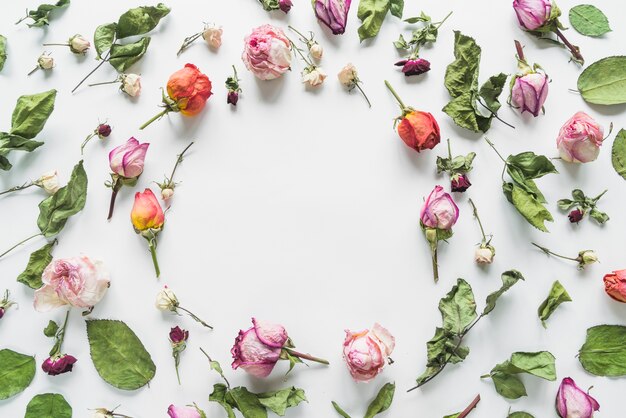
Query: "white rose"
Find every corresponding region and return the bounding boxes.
[69,34,90,54]
[310,43,323,60]
[475,246,495,264]
[37,170,60,194]
[156,287,178,311]
[38,54,54,70]
[203,25,223,49]
[161,188,174,201]
[121,73,141,97]
[338,63,357,87]
[302,67,327,87]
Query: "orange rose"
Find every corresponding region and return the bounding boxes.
[604,270,626,303]
[397,110,441,152]
[131,188,164,232]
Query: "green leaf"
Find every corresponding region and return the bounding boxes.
[482,270,524,316]
[0,349,36,400]
[578,324,626,376]
[393,34,408,49]
[23,0,70,27]
[209,383,237,418]
[538,281,572,328]
[332,402,352,418]
[228,387,268,418]
[509,351,556,380]
[506,152,558,180]
[569,4,611,37]
[491,372,527,399]
[444,32,480,97]
[0,35,7,72]
[108,37,151,72]
[578,56,626,105]
[37,160,88,237]
[43,320,59,337]
[94,23,117,59]
[557,198,575,210]
[440,278,477,334]
[10,89,57,140]
[24,393,71,418]
[589,208,609,224]
[257,387,307,416]
[364,382,395,418]
[479,73,508,113]
[0,133,44,171]
[115,3,171,39]
[510,184,553,232]
[17,240,55,289]
[357,0,396,42]
[611,129,626,180]
[508,413,535,418]
[389,0,403,18]
[86,319,156,390]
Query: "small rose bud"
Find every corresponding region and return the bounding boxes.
[310,42,323,60]
[556,377,600,418]
[475,245,495,264]
[36,170,60,195]
[576,250,598,269]
[603,270,626,303]
[202,25,223,49]
[568,208,584,223]
[227,90,239,106]
[120,73,141,97]
[156,287,178,311]
[97,123,112,138]
[69,34,90,54]
[168,404,203,418]
[513,0,552,31]
[338,63,358,87]
[42,354,77,376]
[302,67,327,87]
[451,174,472,193]
[169,326,189,344]
[279,0,293,13]
[161,187,174,200]
[38,53,54,70]
[394,58,431,76]
[511,72,549,117]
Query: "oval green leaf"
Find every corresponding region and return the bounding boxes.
[578,56,626,105]
[611,129,626,180]
[24,393,72,418]
[116,3,171,39]
[569,4,611,37]
[108,37,151,72]
[9,89,57,140]
[0,35,7,72]
[579,324,626,376]
[0,349,36,400]
[86,319,156,390]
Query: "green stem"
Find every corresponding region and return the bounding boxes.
[468,199,487,242]
[384,80,407,110]
[42,43,69,47]
[107,179,122,220]
[484,137,507,163]
[88,80,119,87]
[140,109,170,130]
[0,232,43,259]
[177,306,213,329]
[354,82,372,108]
[0,182,35,196]
[81,133,96,155]
[149,239,161,278]
[288,25,310,44]
[447,138,452,160]
[431,246,439,283]
[71,51,110,93]
[177,31,203,56]
[284,347,329,365]
[287,38,313,67]
[166,142,194,187]
[27,66,39,76]
[435,11,453,29]
[200,347,230,388]
[531,242,578,262]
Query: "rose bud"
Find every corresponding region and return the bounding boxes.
[227,91,239,105]
[343,323,395,382]
[120,73,141,97]
[279,0,293,13]
[106,137,149,219]
[451,174,471,193]
[475,245,496,264]
[97,123,112,138]
[556,377,600,418]
[603,270,626,303]
[310,42,324,60]
[242,25,292,80]
[513,0,552,31]
[132,189,165,277]
[156,287,179,311]
[338,63,357,87]
[35,170,60,195]
[28,53,54,75]
[557,112,604,163]
[169,326,189,384]
[421,186,459,230]
[314,0,352,35]
[167,404,204,418]
[0,290,16,320]
[202,25,223,49]
[69,34,90,54]
[302,67,327,87]
[394,58,431,76]
[576,250,598,269]
[568,208,584,223]
[34,256,110,312]
[170,326,189,344]
[161,188,175,200]
[42,354,78,376]
[511,72,549,117]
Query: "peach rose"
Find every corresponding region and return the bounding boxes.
[343,323,395,382]
[397,110,440,152]
[167,63,213,116]
[131,189,165,232]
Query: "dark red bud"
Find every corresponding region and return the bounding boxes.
[227,91,239,106]
[0,308,4,319]
[279,0,292,13]
[568,209,584,223]
[451,174,472,193]
[169,326,189,344]
[42,355,77,376]
[97,123,112,138]
[395,58,431,76]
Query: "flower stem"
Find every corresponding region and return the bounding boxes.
[177,32,203,56]
[177,306,213,329]
[354,82,372,108]
[468,198,487,242]
[175,363,181,385]
[384,80,407,110]
[531,242,578,262]
[284,347,329,365]
[447,138,452,160]
[288,25,310,44]
[149,239,161,278]
[42,43,69,47]
[27,66,39,76]
[139,109,170,130]
[431,246,439,283]
[457,394,481,418]
[81,133,96,155]
[484,137,507,163]
[435,11,453,29]
[593,189,608,202]
[287,38,313,67]
[554,28,584,64]
[0,182,35,196]
[72,52,110,93]
[477,100,515,129]
[0,232,43,259]
[107,179,122,220]
[166,142,194,187]
[88,80,119,87]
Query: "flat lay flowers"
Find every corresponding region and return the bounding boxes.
[1,0,626,417]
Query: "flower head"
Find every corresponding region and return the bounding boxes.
[121,74,141,97]
[420,186,459,230]
[343,323,395,382]
[69,34,90,54]
[511,72,549,117]
[167,404,204,418]
[170,326,189,345]
[231,318,289,378]
[109,137,149,179]
[568,209,584,223]
[279,0,293,13]
[242,25,292,80]
[97,123,112,138]
[314,0,352,35]
[42,354,77,376]
[604,270,626,303]
[310,43,323,60]
[166,64,213,116]
[451,174,471,193]
[557,112,604,163]
[131,189,165,232]
[556,377,600,418]
[475,245,496,264]
[395,58,431,76]
[302,67,327,87]
[513,0,552,31]
[397,111,441,152]
[38,53,54,70]
[576,250,598,269]
[338,63,358,87]
[36,170,60,195]
[156,287,179,311]
[203,25,223,49]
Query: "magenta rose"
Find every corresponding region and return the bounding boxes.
[395,58,431,76]
[556,377,600,418]
[314,0,352,35]
[109,137,149,179]
[511,72,549,117]
[34,256,110,312]
[242,25,292,80]
[420,185,459,230]
[343,323,395,382]
[231,318,289,378]
[557,112,604,163]
[42,354,77,376]
[513,0,552,31]
[167,404,203,418]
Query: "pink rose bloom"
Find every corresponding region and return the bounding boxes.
[343,323,395,382]
[513,0,552,31]
[556,377,600,418]
[34,256,110,312]
[511,72,549,117]
[167,405,202,418]
[108,137,149,178]
[603,269,626,303]
[420,185,459,230]
[557,112,604,163]
[231,318,288,378]
[242,24,292,80]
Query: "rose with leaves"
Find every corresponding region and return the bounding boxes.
[169,326,189,385]
[0,290,16,319]
[510,41,549,117]
[469,199,495,265]
[225,66,242,106]
[132,189,165,277]
[557,112,606,163]
[231,318,328,378]
[343,323,395,382]
[241,24,292,81]
[556,377,600,418]
[41,311,77,376]
[558,189,608,225]
[436,139,475,192]
[106,137,149,220]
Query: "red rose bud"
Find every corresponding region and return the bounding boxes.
[451,174,471,193]
[42,354,77,376]
[395,58,431,76]
[97,123,112,138]
[568,209,584,223]
[279,0,293,13]
[604,270,626,303]
[227,91,239,105]
[169,326,189,344]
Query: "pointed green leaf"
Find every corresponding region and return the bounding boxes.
[506,152,558,179]
[510,184,553,232]
[482,270,524,316]
[0,349,36,400]
[116,3,171,39]
[508,413,535,418]
[364,382,395,418]
[440,279,477,334]
[10,89,57,140]
[479,73,507,113]
[257,387,307,416]
[86,319,156,390]
[0,35,7,71]
[108,37,151,72]
[228,387,268,418]
[578,325,626,376]
[17,240,55,289]
[578,56,626,105]
[491,372,527,399]
[43,320,59,337]
[357,0,398,42]
[209,383,236,418]
[332,401,352,418]
[538,281,572,328]
[389,0,403,18]
[611,129,626,180]
[509,351,556,380]
[569,4,611,37]
[22,0,70,28]
[24,393,71,418]
[94,23,117,59]
[589,208,609,224]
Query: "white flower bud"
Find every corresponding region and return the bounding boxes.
[161,188,174,201]
[475,245,495,264]
[202,25,223,49]
[69,34,90,54]
[302,67,327,87]
[121,73,141,97]
[155,288,178,311]
[577,250,598,269]
[310,42,323,60]
[38,54,54,70]
[36,170,60,195]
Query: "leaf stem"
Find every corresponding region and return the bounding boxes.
[199,347,230,388]
[468,199,487,242]
[149,239,161,278]
[477,100,515,129]
[484,137,507,164]
[284,347,329,365]
[139,109,170,130]
[554,28,584,65]
[457,394,481,418]
[384,80,407,110]
[0,232,43,259]
[71,51,110,93]
[531,242,578,262]
[178,306,213,329]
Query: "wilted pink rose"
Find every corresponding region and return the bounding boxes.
[343,323,395,382]
[557,112,604,163]
[603,270,626,303]
[242,25,292,80]
[34,256,110,312]
[556,377,600,418]
[108,137,149,178]
[314,0,352,35]
[42,355,77,376]
[420,186,459,230]
[167,405,202,418]
[513,0,552,31]
[511,72,549,117]
[231,318,288,378]
[395,58,431,76]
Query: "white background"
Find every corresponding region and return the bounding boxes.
[1,0,625,416]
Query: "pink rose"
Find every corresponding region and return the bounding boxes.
[34,256,110,312]
[343,323,395,382]
[231,318,288,378]
[42,354,77,376]
[513,0,552,31]
[108,137,149,178]
[511,72,549,117]
[167,405,202,418]
[556,377,600,418]
[603,269,626,303]
[420,186,459,230]
[557,112,604,163]
[242,24,292,80]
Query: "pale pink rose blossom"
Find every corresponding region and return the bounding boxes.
[203,25,223,49]
[556,377,600,418]
[557,112,604,163]
[343,323,395,382]
[242,24,292,80]
[108,137,149,178]
[34,256,110,312]
[302,67,327,87]
[511,72,549,117]
[420,185,459,230]
[231,318,289,378]
[513,0,552,31]
[167,404,202,418]
[121,73,141,97]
